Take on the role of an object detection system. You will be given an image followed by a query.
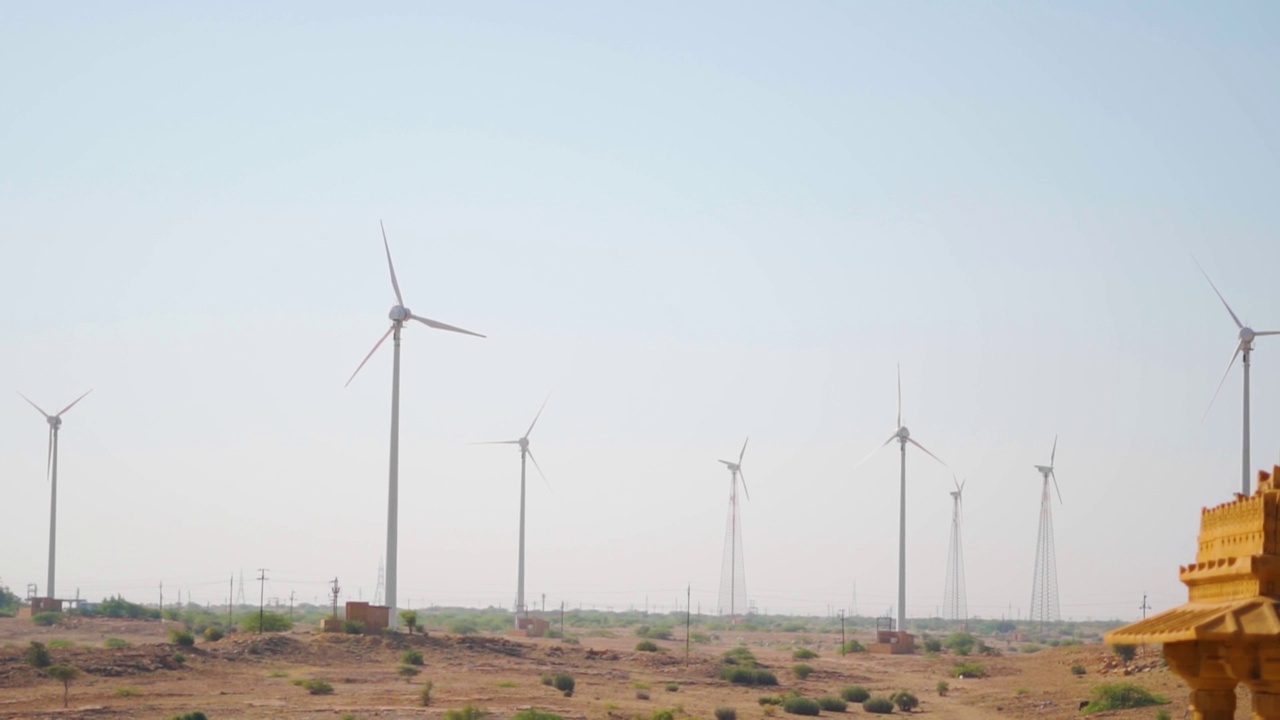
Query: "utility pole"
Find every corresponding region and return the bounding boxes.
[289,591,295,620]
[542,593,546,613]
[159,582,163,615]
[1140,593,1151,620]
[560,601,565,642]
[228,574,234,629]
[840,609,846,656]
[685,583,691,666]
[257,569,268,634]
[330,578,341,619]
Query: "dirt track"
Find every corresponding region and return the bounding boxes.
[0,617,1204,720]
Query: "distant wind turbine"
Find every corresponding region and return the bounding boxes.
[1197,260,1280,495]
[941,477,967,622]
[346,221,484,626]
[1029,436,1061,627]
[19,390,92,600]
[854,367,951,633]
[718,438,750,619]
[479,395,552,625]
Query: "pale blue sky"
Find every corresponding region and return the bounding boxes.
[3,2,1280,619]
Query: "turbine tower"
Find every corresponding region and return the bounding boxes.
[479,396,551,625]
[19,389,92,600]
[854,367,951,632]
[717,438,750,619]
[346,221,484,626]
[941,477,967,622]
[1029,436,1062,628]
[1198,261,1280,495]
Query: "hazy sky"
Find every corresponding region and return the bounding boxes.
[3,2,1280,622]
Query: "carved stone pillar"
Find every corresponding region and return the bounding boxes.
[1166,641,1238,720]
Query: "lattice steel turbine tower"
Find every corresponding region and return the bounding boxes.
[717,438,750,619]
[1029,436,1062,627]
[941,477,967,622]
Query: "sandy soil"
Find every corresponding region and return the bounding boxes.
[0,616,1208,720]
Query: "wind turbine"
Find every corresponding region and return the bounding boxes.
[941,477,967,622]
[346,221,484,627]
[1198,261,1280,495]
[717,438,750,619]
[854,367,951,633]
[19,390,92,600]
[1029,436,1061,628]
[479,396,551,626]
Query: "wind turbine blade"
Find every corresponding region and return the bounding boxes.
[1194,257,1243,329]
[345,326,395,387]
[380,220,403,307]
[738,436,749,465]
[952,473,961,493]
[906,437,950,470]
[56,389,93,417]
[18,392,51,418]
[738,469,750,501]
[525,393,551,439]
[527,448,551,491]
[1203,345,1242,421]
[474,440,521,445]
[1255,331,1280,336]
[896,365,902,429]
[1050,434,1057,468]
[718,459,735,467]
[46,427,53,483]
[1051,469,1063,504]
[409,314,486,338]
[853,434,897,472]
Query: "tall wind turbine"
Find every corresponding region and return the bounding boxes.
[346,221,484,626]
[1029,436,1061,628]
[479,396,551,625]
[19,390,92,600]
[941,477,967,622]
[854,367,951,632]
[1198,261,1280,495]
[717,438,750,619]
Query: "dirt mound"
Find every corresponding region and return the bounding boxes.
[0,643,188,687]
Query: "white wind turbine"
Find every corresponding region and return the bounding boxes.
[346,221,484,626]
[1029,436,1062,627]
[717,438,750,619]
[19,390,92,600]
[941,476,967,622]
[478,396,551,625]
[1198,261,1280,495]
[854,367,951,633]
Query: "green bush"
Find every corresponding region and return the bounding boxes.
[24,641,52,669]
[759,696,783,705]
[399,610,420,634]
[936,681,949,696]
[715,707,737,720]
[1156,710,1171,720]
[1112,644,1138,663]
[168,628,196,647]
[783,697,821,716]
[343,620,364,634]
[170,713,209,720]
[862,698,895,714]
[923,638,942,653]
[1082,683,1168,714]
[720,667,778,686]
[817,696,848,712]
[651,710,676,720]
[449,619,480,635]
[173,652,187,665]
[443,705,488,720]
[691,631,713,644]
[48,639,74,649]
[301,678,334,695]
[1071,663,1087,676]
[31,612,62,627]
[1020,644,1043,654]
[792,663,814,679]
[104,637,131,649]
[540,674,554,687]
[665,682,679,692]
[840,640,866,654]
[241,612,292,633]
[114,687,141,697]
[890,691,918,712]
[402,649,424,666]
[840,686,870,703]
[635,624,674,640]
[420,680,434,706]
[203,626,224,642]
[552,672,575,696]
[636,640,660,652]
[793,648,818,660]
[722,646,758,666]
[944,633,975,656]
[951,661,986,678]
[513,711,563,720]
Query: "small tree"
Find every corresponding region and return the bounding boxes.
[46,665,80,707]
[400,610,419,634]
[24,641,52,669]
[1112,644,1138,663]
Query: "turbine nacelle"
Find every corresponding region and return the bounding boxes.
[896,426,910,440]
[388,305,412,322]
[518,437,530,450]
[46,416,62,429]
[1034,464,1052,477]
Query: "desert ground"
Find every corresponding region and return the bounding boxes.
[0,615,1209,720]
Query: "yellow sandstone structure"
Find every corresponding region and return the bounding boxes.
[1107,465,1280,720]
